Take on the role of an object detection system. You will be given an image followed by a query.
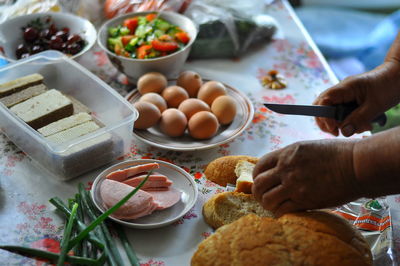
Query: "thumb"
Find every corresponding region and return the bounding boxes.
[339,104,377,136]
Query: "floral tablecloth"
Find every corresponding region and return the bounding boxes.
[1,0,399,265]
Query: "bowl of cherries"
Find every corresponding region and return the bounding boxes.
[0,12,96,61]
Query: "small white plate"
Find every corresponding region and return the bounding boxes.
[126,80,254,151]
[91,159,198,229]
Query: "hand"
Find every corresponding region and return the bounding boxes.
[252,140,363,217]
[313,61,400,137]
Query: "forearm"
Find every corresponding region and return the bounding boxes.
[353,126,400,197]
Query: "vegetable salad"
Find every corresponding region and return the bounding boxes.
[107,13,190,59]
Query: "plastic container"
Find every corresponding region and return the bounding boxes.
[0,51,138,180]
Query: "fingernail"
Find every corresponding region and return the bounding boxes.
[342,124,355,136]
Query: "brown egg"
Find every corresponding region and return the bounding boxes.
[133,101,161,129]
[159,108,187,137]
[177,71,203,97]
[197,81,227,106]
[211,95,237,125]
[178,98,210,120]
[139,92,167,113]
[161,85,189,108]
[137,72,167,95]
[188,111,219,139]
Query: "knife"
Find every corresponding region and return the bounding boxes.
[264,102,387,126]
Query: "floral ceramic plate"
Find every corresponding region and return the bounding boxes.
[126,80,254,151]
[91,159,198,229]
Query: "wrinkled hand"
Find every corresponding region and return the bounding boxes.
[313,62,400,137]
[252,140,364,217]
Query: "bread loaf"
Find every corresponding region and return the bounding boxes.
[192,212,372,266]
[203,191,273,229]
[204,155,258,187]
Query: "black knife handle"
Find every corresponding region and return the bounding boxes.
[335,102,387,126]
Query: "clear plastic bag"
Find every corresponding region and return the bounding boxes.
[0,0,62,23]
[103,0,188,19]
[0,0,102,25]
[184,0,278,59]
[332,197,395,265]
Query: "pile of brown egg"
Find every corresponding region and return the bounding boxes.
[133,71,237,139]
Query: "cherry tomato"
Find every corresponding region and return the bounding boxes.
[151,39,179,52]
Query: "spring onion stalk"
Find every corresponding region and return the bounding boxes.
[78,184,123,266]
[49,197,103,248]
[57,202,78,266]
[115,223,140,266]
[78,183,123,266]
[0,245,100,265]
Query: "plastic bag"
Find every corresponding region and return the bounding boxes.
[184,0,278,59]
[0,0,102,25]
[103,0,189,19]
[0,0,62,23]
[332,197,394,265]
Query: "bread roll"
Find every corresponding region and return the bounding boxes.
[204,155,258,187]
[203,191,273,229]
[192,212,372,266]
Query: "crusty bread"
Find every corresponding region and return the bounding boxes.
[192,212,372,266]
[204,155,258,187]
[234,160,255,193]
[203,191,273,229]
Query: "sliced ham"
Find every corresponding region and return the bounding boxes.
[148,187,182,210]
[123,173,173,190]
[106,162,159,182]
[100,179,158,220]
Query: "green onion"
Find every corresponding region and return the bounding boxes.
[57,202,78,266]
[78,183,123,266]
[115,223,140,266]
[49,197,103,248]
[0,245,100,265]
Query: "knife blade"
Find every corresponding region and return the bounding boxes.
[264,102,387,126]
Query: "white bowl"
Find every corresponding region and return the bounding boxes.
[91,159,198,229]
[0,12,97,62]
[98,11,198,83]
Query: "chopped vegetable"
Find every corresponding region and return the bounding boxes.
[137,44,152,59]
[107,14,190,59]
[152,39,179,52]
[175,32,190,44]
[146,13,157,22]
[123,17,138,34]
